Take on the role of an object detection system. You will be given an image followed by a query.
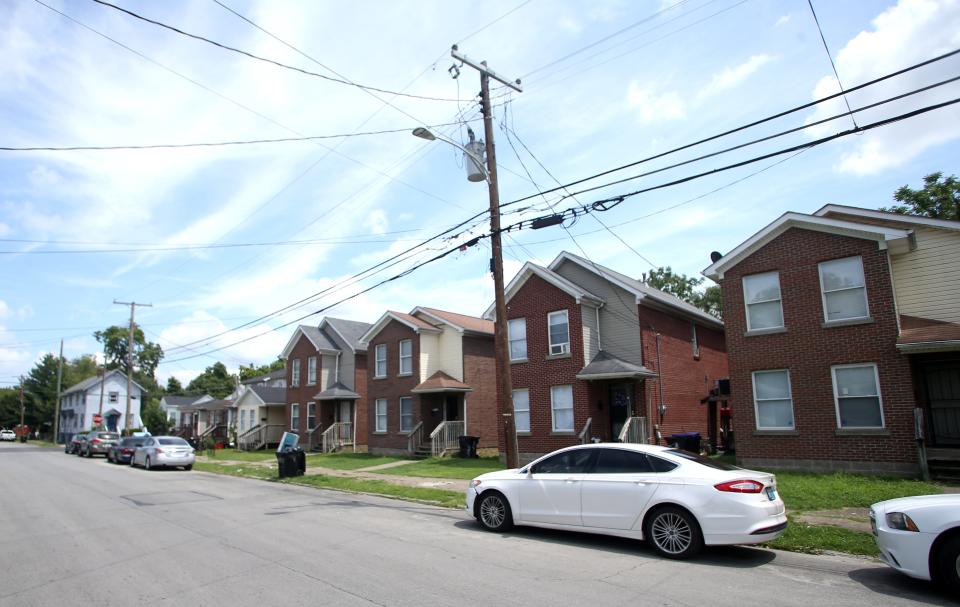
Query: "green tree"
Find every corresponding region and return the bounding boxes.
[238,357,285,381]
[642,267,722,319]
[93,325,164,379]
[63,355,98,388]
[0,388,22,429]
[165,376,184,395]
[22,354,61,432]
[186,362,236,399]
[140,400,171,434]
[699,284,723,319]
[882,172,959,220]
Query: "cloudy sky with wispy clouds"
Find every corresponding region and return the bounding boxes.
[2,0,958,387]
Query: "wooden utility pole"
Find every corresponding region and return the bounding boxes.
[19,376,25,437]
[53,339,64,443]
[113,300,152,431]
[451,45,523,468]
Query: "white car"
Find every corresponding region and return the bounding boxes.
[870,494,960,593]
[0,429,16,441]
[466,443,786,559]
[131,435,195,471]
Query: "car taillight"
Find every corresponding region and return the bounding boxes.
[92,439,101,444]
[122,448,132,455]
[155,448,164,454]
[715,479,764,493]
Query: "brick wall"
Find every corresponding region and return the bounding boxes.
[285,333,320,437]
[353,351,368,451]
[366,319,421,453]
[463,335,498,451]
[719,227,918,473]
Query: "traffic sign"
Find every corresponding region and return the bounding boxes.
[92,414,103,425]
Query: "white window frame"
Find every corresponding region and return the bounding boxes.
[375,399,387,433]
[375,344,387,378]
[547,310,570,355]
[307,402,316,430]
[831,363,885,429]
[818,256,870,323]
[290,403,299,430]
[291,359,301,387]
[108,391,119,403]
[550,385,574,433]
[690,321,700,358]
[399,339,412,375]
[508,318,527,361]
[742,271,784,331]
[399,397,413,433]
[751,369,795,430]
[512,389,530,433]
[307,356,317,385]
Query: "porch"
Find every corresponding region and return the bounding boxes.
[576,350,657,445]
[308,382,360,453]
[237,404,287,451]
[411,371,470,457]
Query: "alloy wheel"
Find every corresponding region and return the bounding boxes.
[480,495,506,529]
[650,511,693,555]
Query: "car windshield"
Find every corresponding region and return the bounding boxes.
[121,438,145,446]
[158,438,189,446]
[665,449,741,471]
[98,433,119,440]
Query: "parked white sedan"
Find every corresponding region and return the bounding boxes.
[870,494,960,593]
[466,443,786,559]
[131,436,195,471]
[0,429,16,442]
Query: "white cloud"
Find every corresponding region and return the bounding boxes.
[28,165,62,188]
[775,14,791,27]
[698,54,774,99]
[626,82,685,123]
[364,209,389,235]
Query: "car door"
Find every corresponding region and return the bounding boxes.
[580,448,661,530]
[516,448,596,526]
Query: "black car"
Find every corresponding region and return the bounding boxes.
[107,437,146,464]
[81,431,120,457]
[66,433,88,455]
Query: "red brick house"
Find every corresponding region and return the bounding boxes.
[359,307,497,456]
[703,205,960,477]
[488,251,728,463]
[279,317,371,452]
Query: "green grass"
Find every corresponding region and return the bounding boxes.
[308,453,408,470]
[377,456,504,479]
[775,471,943,512]
[769,519,881,556]
[287,475,464,508]
[194,461,276,479]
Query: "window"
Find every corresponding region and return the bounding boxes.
[508,318,527,361]
[647,455,679,473]
[832,364,884,428]
[375,344,387,377]
[548,310,570,355]
[743,272,784,331]
[512,389,530,432]
[690,322,700,357]
[307,356,317,385]
[399,397,413,432]
[550,385,574,432]
[375,399,387,433]
[249,410,255,429]
[593,448,654,473]
[751,370,795,430]
[291,359,301,387]
[531,448,595,474]
[307,402,316,430]
[819,256,869,322]
[399,339,412,375]
[108,391,119,403]
[290,403,299,430]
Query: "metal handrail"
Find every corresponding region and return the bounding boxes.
[407,421,424,454]
[578,417,593,444]
[430,420,465,456]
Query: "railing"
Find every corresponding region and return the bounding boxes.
[200,424,227,443]
[578,417,593,444]
[407,421,424,454]
[618,416,649,444]
[320,422,354,453]
[430,420,465,456]
[237,424,285,451]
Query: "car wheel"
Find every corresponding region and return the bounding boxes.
[644,506,704,559]
[130,455,137,468]
[184,464,193,471]
[145,456,152,471]
[933,535,960,595]
[476,491,513,532]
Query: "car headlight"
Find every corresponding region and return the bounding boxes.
[470,479,482,488]
[886,512,919,532]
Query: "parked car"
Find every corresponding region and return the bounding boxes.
[466,443,787,559]
[107,437,146,465]
[870,494,960,593]
[81,431,120,458]
[66,433,89,455]
[131,436,195,471]
[0,429,15,442]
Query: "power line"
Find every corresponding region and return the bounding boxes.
[806,0,857,129]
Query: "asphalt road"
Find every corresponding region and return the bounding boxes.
[0,442,954,607]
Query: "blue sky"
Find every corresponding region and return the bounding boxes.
[1,0,958,388]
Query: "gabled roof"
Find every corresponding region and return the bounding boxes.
[160,394,206,407]
[411,370,472,393]
[321,317,373,352]
[359,310,441,345]
[483,261,604,320]
[815,204,960,232]
[897,315,960,353]
[552,251,723,328]
[61,368,146,397]
[702,212,913,281]
[412,307,494,335]
[313,382,361,401]
[251,385,286,405]
[280,324,340,359]
[240,368,285,385]
[576,350,658,380]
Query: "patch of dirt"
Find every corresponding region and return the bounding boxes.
[794,507,871,533]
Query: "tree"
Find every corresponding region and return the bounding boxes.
[63,355,98,388]
[186,362,236,399]
[93,325,164,379]
[642,266,722,319]
[165,376,184,395]
[238,357,285,381]
[140,400,171,435]
[882,172,959,220]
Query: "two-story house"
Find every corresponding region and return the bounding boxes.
[359,307,497,456]
[58,369,144,443]
[160,394,213,433]
[281,317,371,452]
[489,252,727,463]
[703,205,960,478]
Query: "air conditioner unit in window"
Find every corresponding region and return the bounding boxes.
[551,343,569,355]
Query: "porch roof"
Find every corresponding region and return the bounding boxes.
[411,371,472,393]
[897,315,960,353]
[576,350,658,380]
[313,382,361,401]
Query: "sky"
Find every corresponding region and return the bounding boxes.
[1,0,959,389]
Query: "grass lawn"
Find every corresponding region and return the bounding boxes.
[194,461,276,479]
[309,453,408,470]
[378,457,504,480]
[287,475,464,508]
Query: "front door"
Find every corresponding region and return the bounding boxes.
[610,384,632,440]
[444,395,460,421]
[924,363,960,446]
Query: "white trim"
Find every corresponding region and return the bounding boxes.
[399,396,414,433]
[751,369,795,430]
[411,307,464,333]
[512,388,530,433]
[831,363,885,429]
[818,256,870,323]
[359,310,440,345]
[290,402,300,430]
[484,261,604,320]
[548,309,570,355]
[550,385,574,432]
[306,401,316,431]
[743,271,784,332]
[374,398,388,433]
[508,317,527,361]
[374,344,387,378]
[307,356,317,385]
[399,339,413,375]
[814,204,960,232]
[290,358,301,387]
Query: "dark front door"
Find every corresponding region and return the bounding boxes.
[610,384,632,440]
[445,395,460,421]
[924,363,960,446]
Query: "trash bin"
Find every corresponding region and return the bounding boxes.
[668,432,701,453]
[458,435,480,458]
[276,447,305,478]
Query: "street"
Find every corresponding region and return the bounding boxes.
[0,442,953,607]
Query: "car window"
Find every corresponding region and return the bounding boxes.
[532,449,595,474]
[593,448,654,474]
[145,438,154,446]
[664,449,740,471]
[98,433,119,440]
[121,438,144,446]
[158,438,189,446]
[648,455,679,473]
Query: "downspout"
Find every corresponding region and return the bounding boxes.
[595,305,602,351]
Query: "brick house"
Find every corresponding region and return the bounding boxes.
[488,251,728,463]
[703,205,960,477]
[359,307,497,456]
[280,317,371,452]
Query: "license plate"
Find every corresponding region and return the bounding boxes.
[765,487,776,501]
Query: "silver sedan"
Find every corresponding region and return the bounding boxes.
[131,436,195,471]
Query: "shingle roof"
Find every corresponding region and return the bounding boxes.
[411,370,472,393]
[301,325,339,350]
[251,385,286,405]
[61,369,144,397]
[390,311,438,331]
[417,307,494,335]
[161,395,204,407]
[240,368,286,385]
[323,317,373,351]
[898,315,960,351]
[313,382,361,401]
[576,350,658,380]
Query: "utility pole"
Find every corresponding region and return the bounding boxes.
[114,300,152,431]
[19,376,25,437]
[451,45,523,468]
[53,339,64,443]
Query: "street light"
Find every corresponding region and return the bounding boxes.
[413,127,489,183]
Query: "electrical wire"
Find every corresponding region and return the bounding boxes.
[807,0,857,129]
